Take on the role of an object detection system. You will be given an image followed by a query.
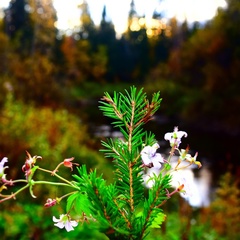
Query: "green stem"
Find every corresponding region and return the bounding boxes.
[128,100,135,214]
[129,162,134,213]
[12,179,28,183]
[175,162,192,171]
[128,100,135,153]
[33,180,78,189]
[13,184,30,196]
[0,184,30,203]
[167,144,176,163]
[61,191,78,200]
[38,167,75,186]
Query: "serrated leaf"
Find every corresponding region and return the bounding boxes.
[149,212,166,228]
[66,191,93,216]
[66,192,79,212]
[75,193,92,215]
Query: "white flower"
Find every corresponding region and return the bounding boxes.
[0,157,8,179]
[53,214,78,232]
[164,126,187,147]
[140,143,164,169]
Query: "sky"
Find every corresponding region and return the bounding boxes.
[1,0,227,34]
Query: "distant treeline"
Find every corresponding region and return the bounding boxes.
[0,0,240,130]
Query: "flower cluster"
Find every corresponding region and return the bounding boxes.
[178,148,201,168]
[0,152,80,231]
[140,127,201,196]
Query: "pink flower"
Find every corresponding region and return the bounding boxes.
[22,151,42,179]
[63,157,79,171]
[44,198,57,208]
[53,214,78,232]
[164,126,187,147]
[140,143,164,169]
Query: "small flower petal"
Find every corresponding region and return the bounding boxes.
[152,160,162,169]
[141,146,154,165]
[0,157,8,167]
[54,221,65,229]
[65,221,75,232]
[53,214,78,232]
[152,143,160,149]
[0,157,8,179]
[151,153,164,169]
[141,144,164,169]
[177,131,188,139]
[164,127,187,147]
[164,133,172,141]
[70,220,78,227]
[53,215,61,222]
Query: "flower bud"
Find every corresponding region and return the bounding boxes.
[63,157,79,171]
[44,198,57,208]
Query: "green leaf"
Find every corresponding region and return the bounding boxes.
[66,192,79,212]
[149,212,166,228]
[67,192,92,216]
[75,193,92,215]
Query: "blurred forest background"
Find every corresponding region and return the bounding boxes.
[0,0,239,239]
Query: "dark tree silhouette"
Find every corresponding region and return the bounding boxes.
[4,0,33,54]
